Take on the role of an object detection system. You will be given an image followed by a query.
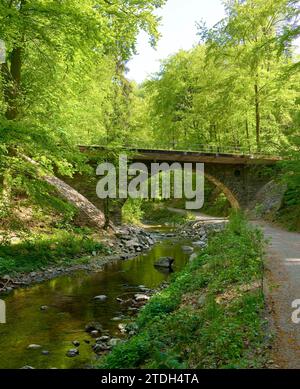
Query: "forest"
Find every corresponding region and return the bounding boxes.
[0,0,299,236]
[0,0,299,373]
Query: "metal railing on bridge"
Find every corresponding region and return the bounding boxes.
[121,143,279,158]
[80,142,280,159]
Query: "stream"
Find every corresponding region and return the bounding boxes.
[0,229,197,369]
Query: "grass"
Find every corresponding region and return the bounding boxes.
[142,202,195,225]
[97,212,268,369]
[275,204,300,232]
[0,230,108,276]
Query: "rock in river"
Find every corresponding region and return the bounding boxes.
[94,295,108,302]
[134,294,150,302]
[27,344,42,350]
[181,246,194,254]
[154,257,174,269]
[85,321,103,333]
[108,338,122,348]
[118,323,127,334]
[96,336,110,342]
[193,241,207,249]
[66,349,79,358]
[93,342,111,354]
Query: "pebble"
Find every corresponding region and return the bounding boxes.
[27,344,42,350]
[94,295,108,302]
[118,323,127,334]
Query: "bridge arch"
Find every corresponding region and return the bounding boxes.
[69,146,278,225]
[115,168,240,224]
[204,172,240,210]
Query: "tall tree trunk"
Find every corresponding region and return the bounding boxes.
[245,118,249,141]
[2,47,22,120]
[254,81,261,151]
[1,169,12,209]
[1,0,26,120]
[245,118,251,153]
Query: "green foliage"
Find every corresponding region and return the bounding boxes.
[98,212,267,369]
[142,202,195,225]
[0,0,166,220]
[129,0,299,152]
[122,198,145,225]
[0,230,107,276]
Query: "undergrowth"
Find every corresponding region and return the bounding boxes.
[0,230,108,276]
[98,212,268,369]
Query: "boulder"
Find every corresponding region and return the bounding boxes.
[66,349,79,357]
[92,342,111,354]
[154,257,174,269]
[125,239,140,248]
[193,241,207,248]
[96,336,110,343]
[134,294,150,302]
[118,324,127,334]
[85,322,103,333]
[94,295,107,302]
[197,293,207,308]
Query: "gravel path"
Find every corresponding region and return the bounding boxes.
[168,208,300,368]
[256,221,300,369]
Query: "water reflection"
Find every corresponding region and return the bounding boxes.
[0,237,194,369]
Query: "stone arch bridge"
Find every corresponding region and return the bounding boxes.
[63,146,281,224]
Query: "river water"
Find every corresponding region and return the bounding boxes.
[0,231,195,369]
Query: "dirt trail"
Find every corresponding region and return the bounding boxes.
[168,208,300,368]
[256,221,300,369]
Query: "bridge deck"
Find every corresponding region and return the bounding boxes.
[79,145,280,165]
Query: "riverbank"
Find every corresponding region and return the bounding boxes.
[0,225,159,295]
[0,222,213,369]
[98,213,271,369]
